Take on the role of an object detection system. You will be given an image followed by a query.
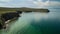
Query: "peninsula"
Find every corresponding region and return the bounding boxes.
[0,7,49,14]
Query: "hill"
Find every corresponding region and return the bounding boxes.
[0,7,49,14]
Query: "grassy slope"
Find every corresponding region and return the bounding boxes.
[0,7,49,14]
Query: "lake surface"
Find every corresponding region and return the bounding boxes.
[1,9,60,34]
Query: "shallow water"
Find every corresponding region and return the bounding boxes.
[0,9,60,34]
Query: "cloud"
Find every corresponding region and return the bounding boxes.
[0,0,37,8]
[0,0,12,2]
[0,0,60,8]
[48,1,60,6]
[50,0,60,1]
[33,0,60,7]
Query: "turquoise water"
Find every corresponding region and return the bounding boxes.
[1,9,60,34]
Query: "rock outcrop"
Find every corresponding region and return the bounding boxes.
[0,11,22,29]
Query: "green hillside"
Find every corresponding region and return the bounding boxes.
[0,7,49,14]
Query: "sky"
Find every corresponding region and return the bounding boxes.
[0,0,60,8]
